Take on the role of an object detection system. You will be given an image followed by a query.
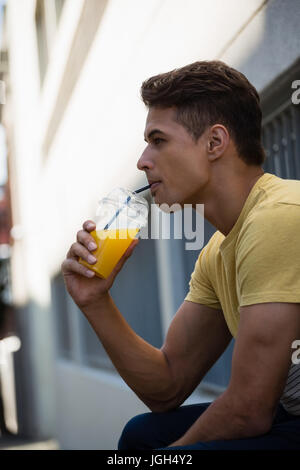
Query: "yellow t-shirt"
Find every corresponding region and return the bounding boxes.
[185,172,300,415]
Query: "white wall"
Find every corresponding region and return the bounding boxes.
[220,0,300,92]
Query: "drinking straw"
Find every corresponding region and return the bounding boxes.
[133,184,151,194]
[103,184,151,230]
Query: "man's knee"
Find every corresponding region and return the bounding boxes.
[118,412,153,450]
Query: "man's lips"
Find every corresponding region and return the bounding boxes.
[149,181,161,193]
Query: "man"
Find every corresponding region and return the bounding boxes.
[61,61,300,450]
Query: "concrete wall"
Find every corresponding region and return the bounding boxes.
[220,0,300,92]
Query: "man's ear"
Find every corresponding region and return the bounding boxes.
[207,124,230,161]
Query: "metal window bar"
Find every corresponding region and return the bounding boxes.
[272,119,283,176]
[281,110,293,178]
[262,102,300,180]
[263,123,275,174]
[291,105,300,179]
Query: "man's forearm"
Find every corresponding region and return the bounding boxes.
[82,293,175,409]
[170,390,271,447]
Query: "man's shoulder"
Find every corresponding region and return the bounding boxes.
[198,231,224,276]
[241,175,300,235]
[236,200,300,259]
[244,200,300,232]
[204,230,225,255]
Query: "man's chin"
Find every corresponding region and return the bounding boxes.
[153,194,183,212]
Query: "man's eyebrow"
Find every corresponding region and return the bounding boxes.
[144,129,166,142]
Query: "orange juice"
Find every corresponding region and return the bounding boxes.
[79,228,139,279]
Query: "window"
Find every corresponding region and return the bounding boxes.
[51,274,72,360]
[55,0,66,24]
[79,312,113,370]
[35,0,48,85]
[35,0,65,86]
[181,219,234,393]
[262,102,300,178]
[0,257,11,308]
[261,58,300,179]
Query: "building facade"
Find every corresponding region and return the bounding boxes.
[1,0,299,449]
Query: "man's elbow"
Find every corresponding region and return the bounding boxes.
[244,413,272,437]
[143,390,184,413]
[144,396,182,413]
[224,390,273,437]
[147,402,179,413]
[235,403,273,437]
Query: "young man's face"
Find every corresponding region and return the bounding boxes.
[137,106,210,207]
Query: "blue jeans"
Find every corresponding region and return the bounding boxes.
[118,402,300,450]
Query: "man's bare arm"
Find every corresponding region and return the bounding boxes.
[62,219,232,412]
[169,302,300,446]
[159,300,232,409]
[83,298,232,412]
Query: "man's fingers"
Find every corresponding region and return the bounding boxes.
[77,230,98,252]
[64,227,139,283]
[67,242,97,265]
[61,258,95,278]
[83,220,96,232]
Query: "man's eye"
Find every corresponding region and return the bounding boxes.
[153,138,164,145]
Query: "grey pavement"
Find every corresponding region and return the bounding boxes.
[0,434,59,450]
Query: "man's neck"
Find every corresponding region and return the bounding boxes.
[202,168,265,237]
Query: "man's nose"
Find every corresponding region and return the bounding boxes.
[137,148,154,171]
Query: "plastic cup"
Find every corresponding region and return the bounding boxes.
[79,188,148,278]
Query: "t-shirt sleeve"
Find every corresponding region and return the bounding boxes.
[237,203,300,307]
[185,244,222,310]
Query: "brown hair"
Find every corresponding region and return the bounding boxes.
[141,60,265,166]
